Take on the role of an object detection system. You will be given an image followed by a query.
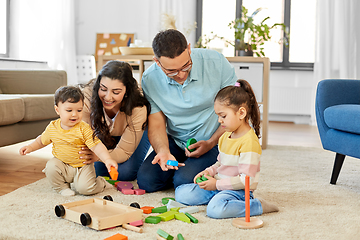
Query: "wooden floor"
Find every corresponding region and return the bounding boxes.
[0,122,322,196]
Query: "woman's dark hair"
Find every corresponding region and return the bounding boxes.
[215,79,261,139]
[86,60,150,149]
[152,29,188,59]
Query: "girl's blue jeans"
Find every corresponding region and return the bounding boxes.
[175,183,263,219]
[136,135,219,193]
[94,130,150,181]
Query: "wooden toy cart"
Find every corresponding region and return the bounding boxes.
[54,196,143,230]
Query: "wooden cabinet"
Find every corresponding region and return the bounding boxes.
[97,55,269,149]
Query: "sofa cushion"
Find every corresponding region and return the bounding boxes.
[0,95,25,126]
[324,104,360,134]
[5,94,57,122]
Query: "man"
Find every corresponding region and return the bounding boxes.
[137,29,237,192]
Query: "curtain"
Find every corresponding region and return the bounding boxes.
[311,0,360,125]
[157,0,197,45]
[9,0,78,85]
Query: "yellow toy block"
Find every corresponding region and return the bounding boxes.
[175,212,191,223]
[170,207,180,212]
[157,211,177,221]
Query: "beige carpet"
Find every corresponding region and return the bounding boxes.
[1,145,360,240]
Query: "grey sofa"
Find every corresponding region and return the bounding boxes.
[0,70,67,147]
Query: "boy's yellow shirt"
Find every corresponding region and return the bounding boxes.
[41,119,101,167]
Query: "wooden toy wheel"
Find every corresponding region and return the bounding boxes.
[80,213,92,226]
[103,195,113,201]
[130,202,140,209]
[55,205,65,217]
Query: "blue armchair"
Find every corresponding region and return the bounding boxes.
[315,79,360,184]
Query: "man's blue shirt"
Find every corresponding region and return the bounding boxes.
[141,48,237,149]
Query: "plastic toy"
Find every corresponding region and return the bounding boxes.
[54,196,142,230]
[157,211,177,221]
[145,216,161,224]
[195,175,208,183]
[152,206,168,213]
[162,197,175,205]
[134,189,146,195]
[232,176,263,229]
[186,138,197,152]
[109,166,118,180]
[184,212,198,223]
[166,160,178,166]
[177,233,185,240]
[141,206,154,214]
[104,233,128,240]
[175,212,190,223]
[129,219,143,227]
[116,181,134,191]
[179,206,199,214]
[157,229,174,240]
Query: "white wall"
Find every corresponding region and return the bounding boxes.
[75,0,197,56]
[75,0,314,124]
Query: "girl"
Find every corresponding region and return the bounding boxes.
[79,61,151,181]
[175,79,278,219]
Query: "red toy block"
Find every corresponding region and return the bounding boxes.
[121,188,135,195]
[116,181,134,191]
[141,206,154,214]
[104,233,128,240]
[134,189,146,195]
[109,166,118,180]
[129,219,143,227]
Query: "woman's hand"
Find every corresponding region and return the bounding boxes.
[79,146,99,164]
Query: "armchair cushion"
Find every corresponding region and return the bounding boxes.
[324,104,360,134]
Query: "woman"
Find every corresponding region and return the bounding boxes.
[80,60,150,181]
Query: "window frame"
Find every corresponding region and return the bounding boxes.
[196,0,314,71]
[0,0,10,58]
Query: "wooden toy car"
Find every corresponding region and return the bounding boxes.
[54,195,142,230]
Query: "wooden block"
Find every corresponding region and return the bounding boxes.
[177,233,185,240]
[161,197,175,205]
[102,176,110,180]
[129,219,143,227]
[157,211,176,221]
[134,189,146,195]
[103,233,128,240]
[109,166,118,180]
[121,189,135,195]
[145,216,161,224]
[152,206,168,213]
[157,229,174,240]
[122,223,143,233]
[141,206,154,214]
[184,212,198,223]
[179,206,199,214]
[175,212,191,223]
[116,181,134,191]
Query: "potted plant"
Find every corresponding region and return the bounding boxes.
[228,6,289,57]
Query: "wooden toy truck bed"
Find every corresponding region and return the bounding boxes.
[55,197,143,230]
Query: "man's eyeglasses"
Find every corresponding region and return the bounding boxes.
[157,53,192,77]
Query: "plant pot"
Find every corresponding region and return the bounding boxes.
[235,50,253,57]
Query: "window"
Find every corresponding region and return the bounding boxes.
[197,0,316,70]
